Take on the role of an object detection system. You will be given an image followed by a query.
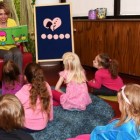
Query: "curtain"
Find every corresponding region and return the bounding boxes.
[20,0,34,35]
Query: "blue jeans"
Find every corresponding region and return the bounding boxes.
[0,47,22,73]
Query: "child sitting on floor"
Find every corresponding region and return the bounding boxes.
[2,60,24,94]
[52,52,92,110]
[15,63,53,132]
[0,94,34,140]
[88,53,124,95]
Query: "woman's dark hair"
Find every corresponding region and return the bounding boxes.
[24,63,51,113]
[0,94,24,132]
[0,2,10,16]
[2,60,20,89]
[98,53,119,79]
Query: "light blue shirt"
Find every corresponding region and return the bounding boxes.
[90,119,140,140]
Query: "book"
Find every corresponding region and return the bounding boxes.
[0,25,28,45]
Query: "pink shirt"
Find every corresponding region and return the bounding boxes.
[15,82,53,130]
[60,71,92,110]
[88,68,124,91]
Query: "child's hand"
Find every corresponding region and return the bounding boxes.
[15,42,21,46]
[88,79,95,83]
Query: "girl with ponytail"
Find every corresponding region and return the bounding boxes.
[88,53,124,95]
[16,63,53,132]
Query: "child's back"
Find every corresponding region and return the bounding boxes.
[2,60,24,95]
[88,53,124,95]
[16,82,53,130]
[90,68,123,91]
[0,94,34,140]
[59,70,92,110]
[54,52,92,110]
[15,63,53,131]
[90,84,140,140]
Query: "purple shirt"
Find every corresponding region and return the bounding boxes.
[2,75,24,95]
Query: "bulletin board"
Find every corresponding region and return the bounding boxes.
[34,3,74,62]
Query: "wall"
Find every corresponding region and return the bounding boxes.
[121,0,140,15]
[66,0,114,17]
[66,0,140,17]
[73,19,140,76]
[35,0,60,5]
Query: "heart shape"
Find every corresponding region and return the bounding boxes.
[43,17,62,31]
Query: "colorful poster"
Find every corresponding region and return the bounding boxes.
[0,25,28,45]
[34,3,74,62]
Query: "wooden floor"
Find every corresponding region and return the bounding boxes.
[42,62,140,118]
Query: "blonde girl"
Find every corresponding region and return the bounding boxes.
[88,53,124,95]
[90,84,140,139]
[15,63,53,132]
[0,94,34,140]
[52,52,92,110]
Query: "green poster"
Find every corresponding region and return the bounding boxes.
[0,25,28,45]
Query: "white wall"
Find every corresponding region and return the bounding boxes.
[35,0,140,16]
[120,0,140,15]
[66,0,114,17]
[35,0,60,5]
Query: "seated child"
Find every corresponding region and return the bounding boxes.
[16,63,53,132]
[2,60,24,94]
[52,52,92,110]
[88,53,124,95]
[0,94,34,140]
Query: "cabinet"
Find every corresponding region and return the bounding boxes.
[73,19,140,76]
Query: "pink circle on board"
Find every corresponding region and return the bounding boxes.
[41,34,46,39]
[59,34,64,39]
[65,33,70,39]
[47,34,53,39]
[54,34,58,40]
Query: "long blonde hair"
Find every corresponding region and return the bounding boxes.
[117,84,140,133]
[62,52,86,83]
[0,94,24,132]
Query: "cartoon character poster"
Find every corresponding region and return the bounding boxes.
[34,3,74,62]
[0,25,28,45]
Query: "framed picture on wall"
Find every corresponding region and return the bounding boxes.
[34,3,74,63]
